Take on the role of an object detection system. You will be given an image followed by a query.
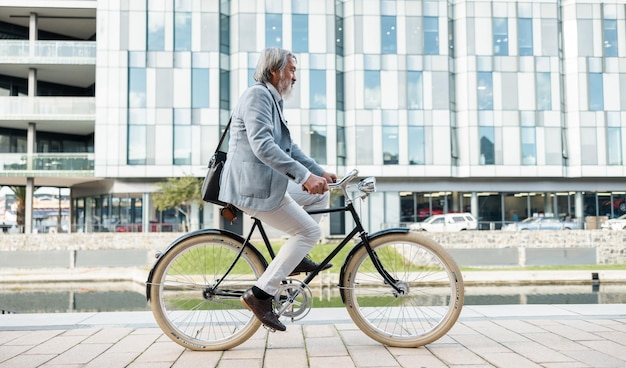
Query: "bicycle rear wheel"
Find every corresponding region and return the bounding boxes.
[149,233,265,350]
[341,232,464,347]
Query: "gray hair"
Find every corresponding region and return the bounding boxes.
[253,48,297,83]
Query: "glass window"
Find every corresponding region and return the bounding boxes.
[381,16,397,54]
[310,69,326,108]
[536,72,551,110]
[382,126,399,165]
[408,126,425,165]
[335,15,344,55]
[424,16,439,55]
[406,17,422,54]
[479,126,495,165]
[128,125,147,165]
[356,126,373,165]
[477,72,493,110]
[336,125,346,165]
[148,11,165,51]
[128,68,146,108]
[518,18,533,56]
[220,13,230,53]
[493,18,508,56]
[545,128,563,165]
[266,13,282,48]
[521,127,536,165]
[364,70,381,109]
[192,68,209,108]
[604,19,618,57]
[589,73,604,111]
[578,19,593,56]
[336,71,344,111]
[581,127,598,165]
[310,125,327,164]
[607,127,622,165]
[292,14,308,53]
[174,125,191,165]
[175,12,192,51]
[407,71,423,109]
[220,69,230,110]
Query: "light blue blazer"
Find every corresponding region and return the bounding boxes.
[219,82,324,211]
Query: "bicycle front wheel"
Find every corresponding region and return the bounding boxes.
[149,233,266,351]
[341,232,464,347]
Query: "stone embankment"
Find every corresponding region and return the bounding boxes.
[0,230,624,270]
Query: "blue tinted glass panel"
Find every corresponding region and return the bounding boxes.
[175,12,192,51]
[521,127,536,165]
[518,18,533,56]
[310,125,327,164]
[128,125,146,165]
[607,127,622,165]
[310,70,326,108]
[381,16,397,54]
[192,68,209,108]
[148,12,165,51]
[604,19,618,57]
[128,68,146,108]
[479,126,495,165]
[364,70,381,109]
[477,72,493,110]
[356,126,373,165]
[174,126,191,165]
[536,72,551,110]
[589,73,604,111]
[383,126,399,164]
[408,126,425,165]
[424,16,439,55]
[493,18,508,56]
[266,13,283,47]
[407,71,423,109]
[292,14,308,53]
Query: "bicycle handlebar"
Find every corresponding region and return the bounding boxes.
[328,169,359,190]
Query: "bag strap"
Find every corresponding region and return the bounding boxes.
[216,116,232,153]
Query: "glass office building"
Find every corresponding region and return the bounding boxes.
[1,0,626,234]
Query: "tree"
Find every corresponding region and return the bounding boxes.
[5,185,40,233]
[152,176,204,232]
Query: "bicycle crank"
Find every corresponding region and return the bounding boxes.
[274,279,312,321]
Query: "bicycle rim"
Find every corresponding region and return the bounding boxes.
[341,232,464,347]
[149,234,265,350]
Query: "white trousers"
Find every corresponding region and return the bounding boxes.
[238,181,329,295]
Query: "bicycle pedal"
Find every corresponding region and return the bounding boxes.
[262,324,277,333]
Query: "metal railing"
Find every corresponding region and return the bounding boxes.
[0,153,94,175]
[0,96,95,120]
[0,40,96,63]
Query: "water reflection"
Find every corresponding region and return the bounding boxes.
[1,282,625,314]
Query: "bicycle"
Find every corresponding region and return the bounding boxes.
[146,169,464,350]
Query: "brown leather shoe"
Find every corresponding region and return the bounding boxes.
[240,289,286,331]
[290,256,332,276]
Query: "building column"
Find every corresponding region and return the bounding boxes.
[471,192,479,221]
[143,193,150,233]
[25,178,34,234]
[575,192,584,228]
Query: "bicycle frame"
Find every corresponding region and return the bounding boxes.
[210,193,404,296]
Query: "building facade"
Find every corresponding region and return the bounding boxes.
[1,0,626,235]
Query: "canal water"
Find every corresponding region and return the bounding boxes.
[1,282,625,314]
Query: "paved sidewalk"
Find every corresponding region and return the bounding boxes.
[0,304,625,368]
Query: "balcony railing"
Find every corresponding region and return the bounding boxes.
[0,97,95,121]
[1,153,95,176]
[0,40,96,64]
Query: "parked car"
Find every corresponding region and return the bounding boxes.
[600,214,626,230]
[410,213,478,232]
[502,217,579,231]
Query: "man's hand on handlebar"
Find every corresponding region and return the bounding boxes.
[302,171,336,194]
